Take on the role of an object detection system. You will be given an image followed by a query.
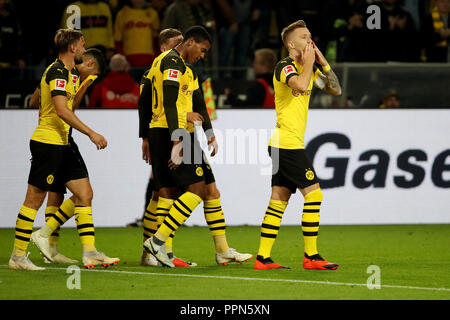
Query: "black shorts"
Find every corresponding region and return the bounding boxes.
[149,128,205,190]
[28,138,88,193]
[269,146,318,193]
[191,132,215,185]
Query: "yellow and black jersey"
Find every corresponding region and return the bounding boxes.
[143,49,190,132]
[269,57,323,150]
[31,59,78,145]
[138,68,152,138]
[184,65,200,133]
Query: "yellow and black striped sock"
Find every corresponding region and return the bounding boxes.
[44,198,75,244]
[155,192,202,241]
[257,199,288,259]
[13,205,37,256]
[166,233,174,256]
[143,198,158,242]
[74,206,95,252]
[45,206,60,246]
[302,188,323,256]
[204,198,229,253]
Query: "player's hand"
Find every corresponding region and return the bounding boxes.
[142,138,151,164]
[208,136,218,157]
[168,140,183,170]
[187,112,204,125]
[312,41,328,67]
[89,132,107,150]
[303,43,315,65]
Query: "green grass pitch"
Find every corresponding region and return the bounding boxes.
[0,224,449,300]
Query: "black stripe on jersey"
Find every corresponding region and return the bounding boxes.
[160,49,186,77]
[45,60,69,84]
[275,57,297,82]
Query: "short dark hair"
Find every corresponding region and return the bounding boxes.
[182,26,212,44]
[84,48,106,75]
[159,28,183,46]
[54,28,84,54]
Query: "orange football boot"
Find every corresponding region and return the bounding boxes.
[254,255,290,270]
[302,253,338,270]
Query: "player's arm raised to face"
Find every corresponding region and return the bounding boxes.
[286,61,314,93]
[319,68,342,96]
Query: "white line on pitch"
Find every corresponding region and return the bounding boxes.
[4,265,448,293]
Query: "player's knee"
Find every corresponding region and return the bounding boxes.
[75,188,93,206]
[152,191,160,201]
[205,184,220,200]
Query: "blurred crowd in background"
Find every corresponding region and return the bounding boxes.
[0,0,449,109]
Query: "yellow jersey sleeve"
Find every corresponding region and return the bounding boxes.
[46,66,69,97]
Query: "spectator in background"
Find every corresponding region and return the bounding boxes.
[422,0,450,62]
[151,0,169,22]
[379,90,401,108]
[114,0,160,67]
[371,0,420,61]
[0,0,26,75]
[211,0,258,79]
[88,54,140,108]
[61,0,115,61]
[323,0,369,62]
[224,48,276,108]
[162,0,215,33]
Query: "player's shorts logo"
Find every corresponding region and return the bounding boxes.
[47,174,55,185]
[196,167,204,176]
[305,170,315,181]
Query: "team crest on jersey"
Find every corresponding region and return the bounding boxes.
[305,169,315,181]
[283,65,295,77]
[181,84,188,92]
[55,79,66,91]
[195,166,204,177]
[46,174,54,185]
[167,69,180,81]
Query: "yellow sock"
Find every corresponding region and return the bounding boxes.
[45,206,60,246]
[257,199,288,259]
[155,192,202,241]
[302,188,323,256]
[75,206,96,252]
[13,205,37,256]
[143,198,158,242]
[204,198,228,253]
[44,198,75,242]
[166,233,174,254]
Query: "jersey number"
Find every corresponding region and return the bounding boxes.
[151,75,158,110]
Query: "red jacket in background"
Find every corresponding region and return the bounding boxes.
[89,71,140,108]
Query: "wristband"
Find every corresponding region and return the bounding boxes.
[322,64,331,72]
